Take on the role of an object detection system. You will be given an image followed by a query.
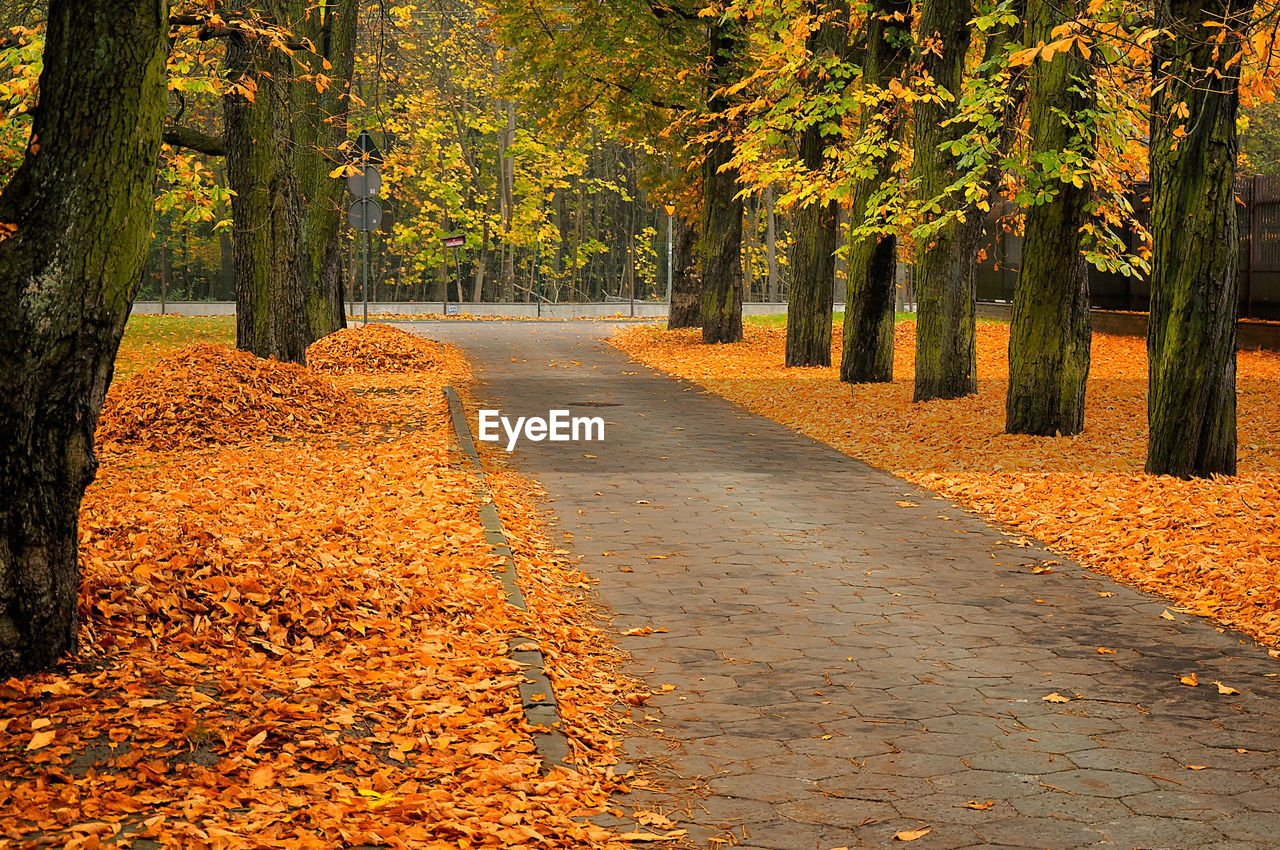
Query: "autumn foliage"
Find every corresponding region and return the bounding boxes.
[2,326,642,847]
[307,323,448,374]
[96,344,367,452]
[613,322,1280,649]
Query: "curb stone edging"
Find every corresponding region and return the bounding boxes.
[442,385,572,770]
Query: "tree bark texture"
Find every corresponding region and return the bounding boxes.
[1006,0,1093,436]
[699,21,744,344]
[669,216,701,329]
[226,0,357,362]
[295,0,358,342]
[1145,0,1248,476]
[840,0,912,383]
[0,0,170,674]
[785,1,849,368]
[225,24,310,363]
[911,0,977,401]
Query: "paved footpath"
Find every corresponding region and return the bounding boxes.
[417,321,1280,849]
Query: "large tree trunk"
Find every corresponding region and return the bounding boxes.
[225,24,310,363]
[668,216,701,329]
[1145,0,1247,477]
[0,0,170,675]
[699,21,744,344]
[785,1,849,368]
[911,0,977,401]
[227,0,357,360]
[1006,0,1093,436]
[295,0,357,341]
[785,198,838,366]
[840,0,912,383]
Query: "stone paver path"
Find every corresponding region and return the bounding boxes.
[418,321,1280,849]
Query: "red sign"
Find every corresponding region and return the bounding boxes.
[443,234,465,249]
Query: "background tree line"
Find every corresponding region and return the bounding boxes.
[1,0,1279,674]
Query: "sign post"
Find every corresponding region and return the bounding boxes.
[443,233,465,316]
[664,203,675,305]
[346,141,384,325]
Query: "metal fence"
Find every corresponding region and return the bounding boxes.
[974,176,1280,320]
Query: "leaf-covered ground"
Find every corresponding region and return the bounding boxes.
[612,321,1280,651]
[1,323,643,849]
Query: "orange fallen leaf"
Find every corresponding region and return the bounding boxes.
[1160,610,1177,621]
[1185,764,1210,770]
[1042,692,1071,703]
[26,730,54,751]
[1180,673,1199,687]
[1097,647,1116,654]
[1213,681,1240,695]
[244,730,268,754]
[893,827,932,841]
[960,800,995,810]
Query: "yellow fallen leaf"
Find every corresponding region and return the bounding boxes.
[1032,565,1053,574]
[623,627,655,636]
[1097,647,1116,654]
[1098,591,1115,597]
[1214,681,1240,695]
[1160,610,1176,620]
[960,800,995,810]
[1042,692,1071,703]
[26,730,54,751]
[1185,764,1210,770]
[244,730,267,753]
[1180,673,1199,687]
[893,827,932,841]
[896,500,918,507]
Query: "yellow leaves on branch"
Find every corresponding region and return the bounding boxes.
[612,321,1280,649]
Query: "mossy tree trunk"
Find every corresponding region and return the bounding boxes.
[294,0,358,342]
[225,19,310,364]
[699,20,744,345]
[668,216,701,329]
[785,1,850,368]
[0,0,170,674]
[1006,0,1094,436]
[1145,0,1248,477]
[911,0,977,401]
[226,0,357,363]
[840,0,912,383]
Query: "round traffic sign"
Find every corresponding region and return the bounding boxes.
[347,165,382,198]
[348,198,383,232]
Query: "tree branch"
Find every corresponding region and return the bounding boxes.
[163,125,226,156]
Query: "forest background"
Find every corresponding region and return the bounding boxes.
[4,0,1278,310]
